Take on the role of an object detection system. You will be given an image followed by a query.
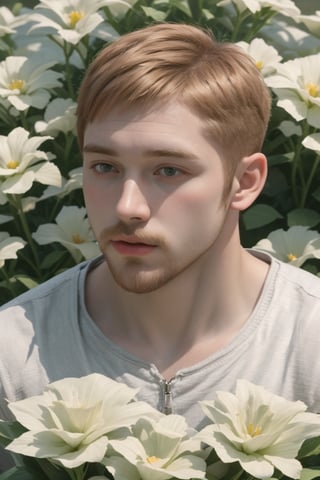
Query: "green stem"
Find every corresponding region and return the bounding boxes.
[291,122,310,207]
[187,0,204,22]
[230,9,245,41]
[75,36,90,68]
[244,9,275,41]
[48,35,76,98]
[9,195,42,279]
[299,153,320,208]
[20,111,29,131]
[64,44,76,99]
[0,266,17,298]
[0,103,17,128]
[63,132,75,164]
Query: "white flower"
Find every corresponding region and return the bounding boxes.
[32,205,100,262]
[197,379,320,479]
[6,373,159,469]
[302,133,320,153]
[0,55,62,111]
[39,167,83,201]
[217,0,300,16]
[0,232,26,268]
[106,415,206,480]
[35,98,77,135]
[267,53,320,128]
[236,38,282,83]
[28,0,124,45]
[0,7,28,36]
[0,215,13,224]
[253,226,320,267]
[0,127,61,197]
[261,19,320,58]
[278,120,301,137]
[298,11,320,38]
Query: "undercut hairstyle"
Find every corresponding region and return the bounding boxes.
[77,22,271,198]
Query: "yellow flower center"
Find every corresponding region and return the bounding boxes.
[305,83,319,98]
[247,423,262,437]
[69,10,84,28]
[6,160,19,169]
[8,79,25,92]
[72,233,85,244]
[287,253,297,262]
[146,456,160,464]
[256,60,263,71]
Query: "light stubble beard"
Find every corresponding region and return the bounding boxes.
[98,222,175,294]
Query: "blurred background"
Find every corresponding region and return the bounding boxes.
[1,0,319,14]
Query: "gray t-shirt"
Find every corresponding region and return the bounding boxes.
[0,251,320,468]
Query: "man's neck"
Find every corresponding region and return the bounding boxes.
[85,236,269,378]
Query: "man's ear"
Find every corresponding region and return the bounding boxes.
[230,153,267,211]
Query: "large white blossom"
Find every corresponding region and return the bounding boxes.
[28,0,126,45]
[0,55,62,111]
[267,53,320,128]
[6,373,159,469]
[105,415,206,480]
[32,205,100,262]
[0,127,61,198]
[35,98,77,135]
[217,0,300,16]
[0,232,26,268]
[253,226,320,267]
[197,379,320,479]
[236,38,282,84]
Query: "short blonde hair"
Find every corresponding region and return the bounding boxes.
[77,23,271,197]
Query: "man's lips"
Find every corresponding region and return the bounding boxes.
[111,235,156,246]
[110,238,157,256]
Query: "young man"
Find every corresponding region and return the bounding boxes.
[0,22,320,469]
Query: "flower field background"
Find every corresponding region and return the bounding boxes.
[0,0,320,305]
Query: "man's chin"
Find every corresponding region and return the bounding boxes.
[109,269,173,294]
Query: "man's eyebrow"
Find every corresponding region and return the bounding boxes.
[83,144,198,161]
[83,144,118,156]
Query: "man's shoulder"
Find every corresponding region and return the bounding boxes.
[275,257,320,299]
[251,249,320,301]
[0,258,92,315]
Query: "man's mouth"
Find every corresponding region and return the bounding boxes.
[110,239,157,256]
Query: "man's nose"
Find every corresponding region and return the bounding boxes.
[116,179,151,223]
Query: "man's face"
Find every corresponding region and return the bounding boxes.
[82,102,237,293]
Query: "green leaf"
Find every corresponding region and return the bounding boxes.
[202,8,215,20]
[242,204,283,230]
[267,153,294,167]
[312,186,320,202]
[14,276,38,290]
[287,209,320,228]
[169,0,192,17]
[40,250,68,270]
[299,437,320,458]
[300,467,320,480]
[141,6,167,21]
[0,467,34,480]
[0,421,26,448]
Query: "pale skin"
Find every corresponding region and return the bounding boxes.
[82,102,269,380]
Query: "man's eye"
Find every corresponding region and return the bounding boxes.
[93,163,117,173]
[156,166,181,177]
